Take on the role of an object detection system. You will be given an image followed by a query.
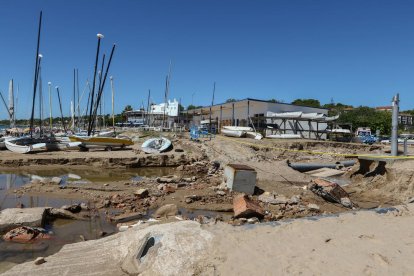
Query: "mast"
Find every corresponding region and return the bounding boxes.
[209,82,215,137]
[162,75,168,129]
[96,54,105,132]
[110,76,115,130]
[76,69,80,131]
[15,84,19,123]
[87,33,104,136]
[146,89,151,126]
[38,59,43,135]
[29,11,42,138]
[8,79,14,128]
[48,82,52,129]
[73,68,76,130]
[90,44,116,134]
[56,86,67,133]
[71,100,75,130]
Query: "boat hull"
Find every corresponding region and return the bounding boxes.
[221,129,246,138]
[266,134,301,139]
[246,131,263,140]
[5,137,81,153]
[69,136,134,148]
[141,137,172,154]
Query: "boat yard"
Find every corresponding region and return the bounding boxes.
[1,130,414,274]
[3,2,414,275]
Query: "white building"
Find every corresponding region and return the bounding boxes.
[125,98,180,126]
[150,99,179,117]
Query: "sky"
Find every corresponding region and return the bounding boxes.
[1,0,414,120]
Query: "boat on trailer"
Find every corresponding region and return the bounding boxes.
[68,135,133,151]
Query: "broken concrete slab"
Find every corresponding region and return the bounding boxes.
[152,204,179,219]
[134,188,149,198]
[307,203,320,211]
[0,208,48,233]
[109,212,144,223]
[304,167,346,177]
[47,208,87,220]
[2,221,213,276]
[233,194,264,219]
[308,178,349,205]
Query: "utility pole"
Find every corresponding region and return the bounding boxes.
[391,93,399,156]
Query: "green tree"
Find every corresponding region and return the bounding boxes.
[291,98,321,108]
[268,99,280,103]
[322,102,354,116]
[123,105,133,113]
[187,105,203,110]
[225,98,237,103]
[338,106,392,135]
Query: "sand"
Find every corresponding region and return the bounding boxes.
[196,204,414,275]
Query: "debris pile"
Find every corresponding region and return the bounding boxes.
[308,178,354,208]
[2,226,52,243]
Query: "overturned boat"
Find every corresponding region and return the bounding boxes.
[221,128,246,138]
[141,137,171,153]
[221,126,262,140]
[246,131,263,140]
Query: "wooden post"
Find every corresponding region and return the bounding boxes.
[220,105,223,133]
[247,100,250,127]
[232,103,235,126]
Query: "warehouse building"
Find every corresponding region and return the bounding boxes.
[186,98,330,139]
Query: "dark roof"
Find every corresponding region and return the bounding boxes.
[186,98,329,111]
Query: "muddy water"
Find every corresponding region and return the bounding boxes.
[0,167,177,273]
[0,167,177,209]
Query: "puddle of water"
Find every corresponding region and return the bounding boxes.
[0,167,177,187]
[0,167,178,209]
[178,208,232,220]
[0,167,179,273]
[0,213,117,273]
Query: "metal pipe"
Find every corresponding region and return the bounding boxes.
[391,93,399,156]
[288,160,356,173]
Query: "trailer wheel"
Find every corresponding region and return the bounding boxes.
[105,146,112,151]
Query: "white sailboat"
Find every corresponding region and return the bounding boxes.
[0,79,17,149]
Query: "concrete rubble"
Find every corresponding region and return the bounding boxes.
[0,208,48,233]
[1,221,213,276]
[152,204,179,218]
[2,226,52,243]
[233,194,264,219]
